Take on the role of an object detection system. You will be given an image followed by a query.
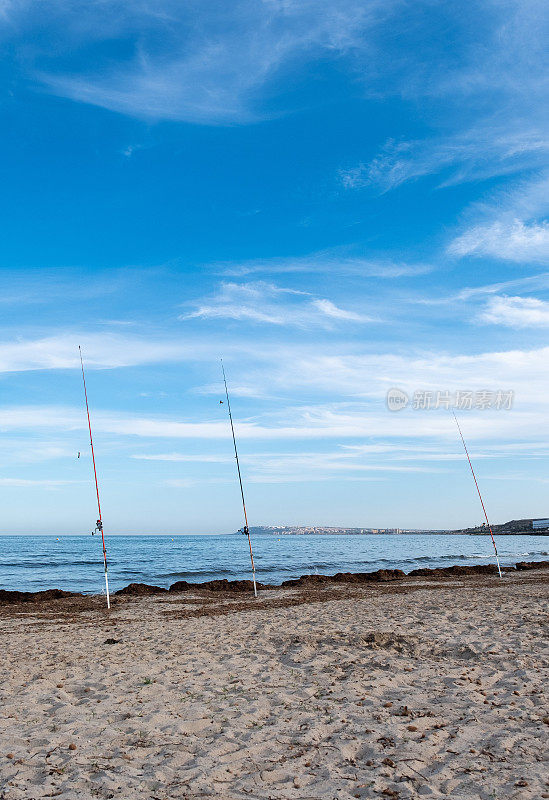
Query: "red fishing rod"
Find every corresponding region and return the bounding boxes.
[79,346,110,608]
[221,360,257,597]
[453,412,502,578]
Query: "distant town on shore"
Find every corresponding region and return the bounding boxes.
[246,518,549,536]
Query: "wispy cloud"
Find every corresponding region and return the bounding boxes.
[228,343,549,409]
[0,444,75,464]
[336,0,549,290]
[480,295,549,328]
[164,478,197,489]
[8,0,394,124]
[18,0,545,131]
[0,267,145,306]
[130,438,549,486]
[456,272,549,301]
[133,453,230,463]
[179,281,374,327]
[446,171,549,264]
[0,335,547,444]
[218,250,431,278]
[449,219,549,264]
[310,299,366,321]
[341,127,549,193]
[0,333,197,373]
[0,477,79,488]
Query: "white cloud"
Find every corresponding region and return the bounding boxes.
[13,0,545,130]
[128,446,499,486]
[449,219,549,263]
[446,170,549,264]
[237,343,549,411]
[9,0,394,124]
[337,0,549,286]
[480,295,549,328]
[133,444,506,467]
[0,399,543,446]
[456,271,549,301]
[0,0,15,21]
[133,453,230,463]
[0,477,78,488]
[0,444,74,464]
[0,267,146,306]
[219,251,431,279]
[180,281,372,327]
[0,333,197,373]
[164,478,196,488]
[1,339,549,453]
[341,128,549,194]
[311,299,369,321]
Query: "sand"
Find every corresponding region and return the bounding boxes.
[0,569,547,799]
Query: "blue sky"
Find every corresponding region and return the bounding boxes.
[0,0,548,533]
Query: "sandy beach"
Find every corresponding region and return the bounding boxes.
[1,568,547,800]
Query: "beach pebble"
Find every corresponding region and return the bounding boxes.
[56,683,63,689]
[68,743,77,751]
[407,725,418,732]
[6,753,14,759]
[542,717,549,725]
[383,702,393,708]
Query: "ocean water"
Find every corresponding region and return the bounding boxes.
[0,533,547,595]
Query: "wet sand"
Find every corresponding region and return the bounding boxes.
[1,568,548,799]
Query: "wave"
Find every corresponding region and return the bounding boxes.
[154,569,240,579]
[1,536,548,593]
[0,559,106,569]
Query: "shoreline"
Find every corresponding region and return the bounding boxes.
[1,558,547,606]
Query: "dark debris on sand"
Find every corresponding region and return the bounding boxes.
[0,561,547,618]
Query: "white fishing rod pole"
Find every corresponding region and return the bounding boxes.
[221,360,258,597]
[453,412,502,578]
[79,346,111,608]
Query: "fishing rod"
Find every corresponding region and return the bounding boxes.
[79,346,110,608]
[453,412,502,578]
[221,360,257,597]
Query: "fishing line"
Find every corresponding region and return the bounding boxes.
[221,360,258,597]
[453,412,502,578]
[79,346,111,608]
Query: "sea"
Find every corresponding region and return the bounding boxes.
[0,533,547,595]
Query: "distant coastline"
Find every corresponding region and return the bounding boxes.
[248,517,549,536]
